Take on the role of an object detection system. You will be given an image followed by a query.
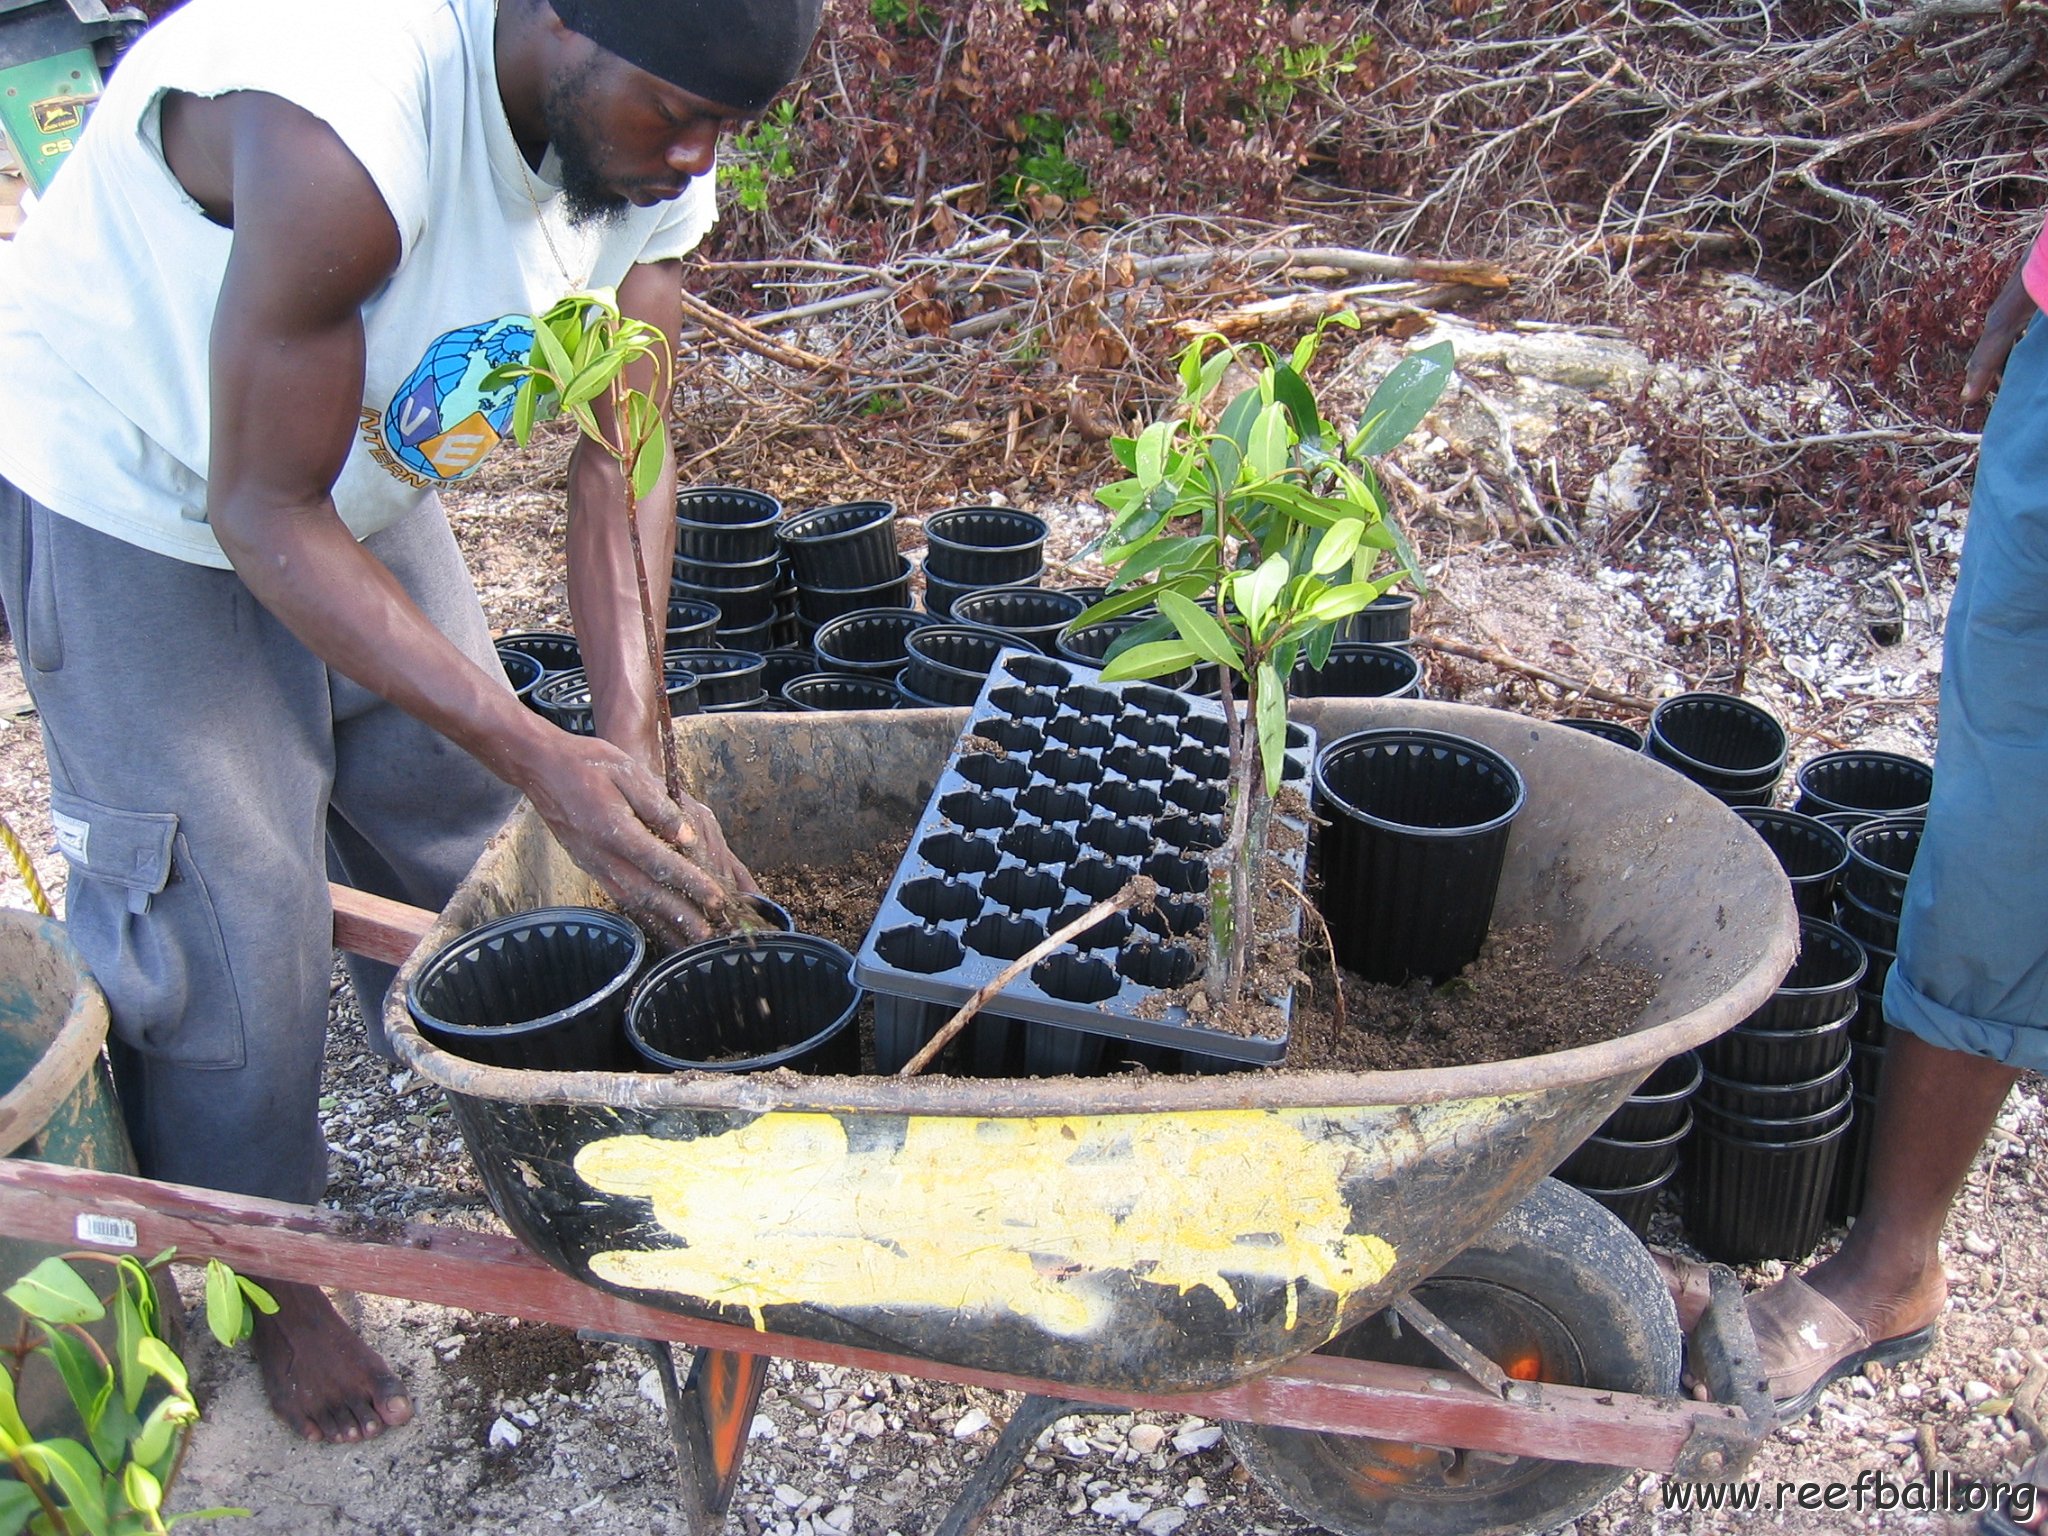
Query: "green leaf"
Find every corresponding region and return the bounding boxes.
[6,1261,104,1328]
[1203,430,1243,497]
[1246,401,1292,481]
[1304,581,1387,623]
[1213,386,1262,455]
[23,1439,108,1531]
[1108,436,1138,473]
[1192,346,1233,409]
[0,1359,27,1455]
[1241,482,1349,529]
[1269,365,1323,450]
[1155,591,1245,672]
[0,1480,39,1536]
[133,1338,187,1398]
[88,1391,139,1473]
[559,354,627,412]
[630,422,665,503]
[121,1462,162,1522]
[1096,477,1143,517]
[1255,659,1289,795]
[129,1396,195,1472]
[1234,554,1290,632]
[1176,334,1212,398]
[1308,519,1365,577]
[236,1275,277,1318]
[1134,420,1175,490]
[1348,340,1455,458]
[114,1284,143,1416]
[38,1326,111,1436]
[1099,640,1203,683]
[203,1262,246,1348]
[530,315,578,387]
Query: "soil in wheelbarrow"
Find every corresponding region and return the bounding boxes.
[756,842,1658,1074]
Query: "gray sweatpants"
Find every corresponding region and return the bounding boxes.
[0,481,518,1204]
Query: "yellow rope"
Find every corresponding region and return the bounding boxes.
[0,810,51,918]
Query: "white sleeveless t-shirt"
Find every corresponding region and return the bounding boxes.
[0,0,715,567]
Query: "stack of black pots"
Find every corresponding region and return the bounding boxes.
[780,500,910,645]
[1646,691,1789,806]
[1688,916,1864,1261]
[495,630,580,715]
[920,506,1048,618]
[1556,1050,1700,1235]
[1786,747,1933,1219]
[672,486,788,654]
[898,624,1010,707]
[1332,590,1416,645]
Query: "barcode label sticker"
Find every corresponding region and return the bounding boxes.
[74,1213,136,1248]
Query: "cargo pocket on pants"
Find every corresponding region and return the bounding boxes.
[50,788,246,1069]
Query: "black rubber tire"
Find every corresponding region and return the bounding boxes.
[1225,1178,1682,1536]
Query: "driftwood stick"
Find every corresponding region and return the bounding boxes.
[676,289,842,374]
[896,878,1156,1079]
[1410,635,1654,712]
[1169,284,1483,341]
[1130,246,1517,290]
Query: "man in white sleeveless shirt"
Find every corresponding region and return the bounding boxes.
[0,0,820,1442]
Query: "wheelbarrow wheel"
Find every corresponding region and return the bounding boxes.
[1224,1178,1681,1536]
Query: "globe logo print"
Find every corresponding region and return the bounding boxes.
[381,314,536,481]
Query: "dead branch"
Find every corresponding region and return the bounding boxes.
[1410,635,1654,712]
[676,290,842,374]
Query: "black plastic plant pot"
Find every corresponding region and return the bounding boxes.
[923,567,1036,620]
[495,629,581,677]
[1290,643,1422,701]
[1828,1090,1879,1224]
[1555,717,1646,751]
[1700,1056,1852,1119]
[756,649,818,700]
[796,555,915,626]
[672,549,784,592]
[903,624,1008,703]
[778,500,901,590]
[1843,816,1923,914]
[664,597,722,649]
[1748,917,1866,1032]
[1311,728,1527,985]
[782,673,903,712]
[1332,590,1415,645]
[661,648,766,709]
[733,893,796,934]
[672,573,780,631]
[497,646,544,704]
[1646,691,1789,795]
[1566,1164,1675,1239]
[719,620,782,656]
[1685,1103,1850,1263]
[1600,1049,1701,1140]
[673,486,782,566]
[1834,886,1901,950]
[1733,806,1851,919]
[407,907,645,1072]
[625,933,861,1075]
[949,587,1088,657]
[813,607,936,677]
[1554,1108,1689,1189]
[531,667,700,735]
[1850,1038,1887,1096]
[1793,749,1934,822]
[922,506,1050,586]
[1055,619,1136,666]
[1701,1007,1853,1084]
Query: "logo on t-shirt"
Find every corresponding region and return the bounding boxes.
[361,315,535,487]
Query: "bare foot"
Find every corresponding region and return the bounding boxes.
[248,1280,413,1443]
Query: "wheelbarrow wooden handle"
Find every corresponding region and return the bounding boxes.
[330,883,436,966]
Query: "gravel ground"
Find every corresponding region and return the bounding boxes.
[0,463,2040,1536]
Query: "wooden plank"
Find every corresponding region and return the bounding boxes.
[0,1157,1745,1472]
[0,172,23,241]
[330,883,435,966]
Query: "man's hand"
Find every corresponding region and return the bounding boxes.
[1964,263,2039,406]
[516,729,758,948]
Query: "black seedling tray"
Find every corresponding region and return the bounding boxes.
[854,649,1314,1073]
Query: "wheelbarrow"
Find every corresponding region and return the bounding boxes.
[0,697,1795,1536]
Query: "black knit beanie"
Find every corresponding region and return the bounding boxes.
[552,0,824,115]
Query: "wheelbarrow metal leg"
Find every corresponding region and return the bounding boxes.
[1674,1262,1774,1481]
[619,1338,768,1534]
[931,1395,1099,1536]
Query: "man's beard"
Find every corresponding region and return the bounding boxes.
[541,59,629,229]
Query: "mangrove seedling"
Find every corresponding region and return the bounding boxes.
[1077,315,1454,1005]
[0,1252,271,1534]
[487,290,682,803]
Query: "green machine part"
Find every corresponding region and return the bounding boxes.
[0,0,143,197]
